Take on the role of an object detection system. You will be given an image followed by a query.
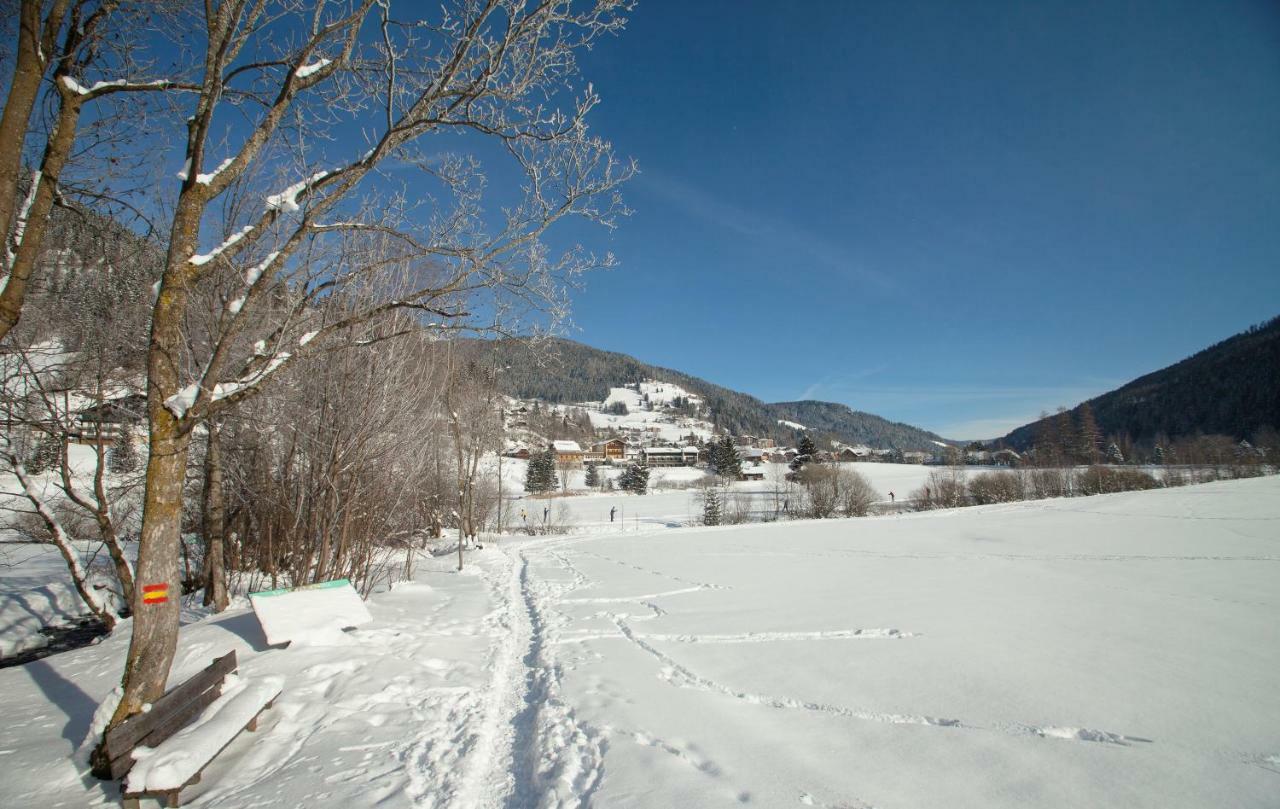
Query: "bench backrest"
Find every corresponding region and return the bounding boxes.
[102,651,238,780]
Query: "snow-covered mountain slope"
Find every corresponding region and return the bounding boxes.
[464,337,952,449]
[588,381,713,443]
[5,476,1277,808]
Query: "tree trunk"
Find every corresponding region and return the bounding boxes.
[95,199,202,774]
[201,421,228,611]
[104,424,190,725]
[0,1,82,341]
[0,0,54,242]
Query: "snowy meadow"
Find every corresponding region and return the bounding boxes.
[2,476,1277,808]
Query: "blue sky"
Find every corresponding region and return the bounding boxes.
[550,0,1280,439]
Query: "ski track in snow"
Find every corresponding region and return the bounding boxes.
[526,545,1153,753]
[605,612,1151,747]
[502,546,608,809]
[552,627,916,646]
[461,538,1162,808]
[575,549,731,591]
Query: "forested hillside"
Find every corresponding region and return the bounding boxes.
[462,338,950,450]
[771,400,949,451]
[1003,316,1280,450]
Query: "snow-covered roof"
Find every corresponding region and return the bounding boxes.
[552,440,582,453]
[642,446,685,455]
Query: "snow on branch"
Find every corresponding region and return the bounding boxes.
[266,171,329,213]
[163,352,292,419]
[197,158,234,185]
[295,58,331,78]
[244,251,280,287]
[189,226,253,267]
[58,76,179,96]
[5,170,40,270]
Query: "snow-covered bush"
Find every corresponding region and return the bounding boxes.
[1077,466,1160,495]
[968,471,1026,505]
[910,469,968,510]
[837,468,877,517]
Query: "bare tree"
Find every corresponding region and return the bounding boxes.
[97,0,634,748]
[444,352,502,569]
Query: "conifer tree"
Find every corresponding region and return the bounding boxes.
[791,432,817,473]
[27,434,61,475]
[619,463,649,494]
[525,450,557,494]
[702,487,721,526]
[714,435,742,480]
[1106,442,1124,465]
[1053,408,1074,463]
[798,433,817,457]
[1077,403,1101,464]
[108,432,138,474]
[584,462,599,489]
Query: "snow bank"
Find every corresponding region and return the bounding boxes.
[249,579,372,646]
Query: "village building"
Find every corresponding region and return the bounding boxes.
[504,404,530,429]
[551,440,584,465]
[641,446,700,467]
[73,393,146,444]
[991,448,1022,467]
[592,438,628,462]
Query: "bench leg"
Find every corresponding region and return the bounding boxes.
[165,789,181,807]
[247,700,274,732]
[123,799,140,809]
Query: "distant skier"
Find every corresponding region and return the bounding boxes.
[889,491,895,503]
[610,506,617,522]
[543,506,550,522]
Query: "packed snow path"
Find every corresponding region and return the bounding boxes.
[1,477,1278,807]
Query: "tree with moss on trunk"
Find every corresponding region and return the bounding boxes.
[88,0,635,769]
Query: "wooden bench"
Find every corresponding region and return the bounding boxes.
[99,651,283,808]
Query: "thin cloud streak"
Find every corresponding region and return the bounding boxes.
[637,169,898,294]
[797,381,1120,406]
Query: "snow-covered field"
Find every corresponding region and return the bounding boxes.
[2,477,1278,807]
[506,462,938,525]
